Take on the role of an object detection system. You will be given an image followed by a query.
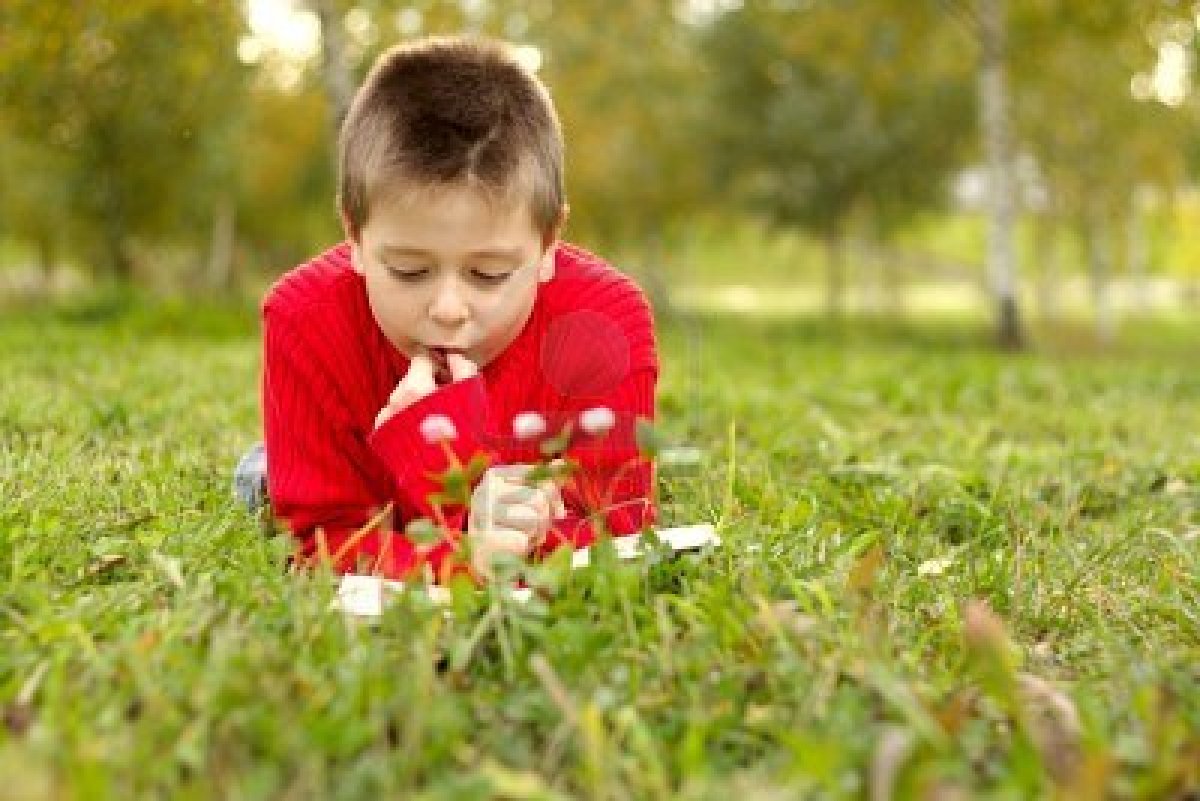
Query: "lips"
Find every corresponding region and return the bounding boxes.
[429,346,465,384]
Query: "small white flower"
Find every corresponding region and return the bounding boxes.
[917,555,954,577]
[511,411,547,440]
[659,446,703,466]
[579,406,616,436]
[420,414,457,444]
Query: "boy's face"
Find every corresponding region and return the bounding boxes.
[347,183,557,368]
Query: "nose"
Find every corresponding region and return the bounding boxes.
[429,277,469,327]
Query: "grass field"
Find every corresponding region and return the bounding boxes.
[1,293,1197,799]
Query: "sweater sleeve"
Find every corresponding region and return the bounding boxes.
[366,373,497,525]
[262,313,466,580]
[533,366,658,556]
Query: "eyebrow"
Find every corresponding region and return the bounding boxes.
[377,245,527,262]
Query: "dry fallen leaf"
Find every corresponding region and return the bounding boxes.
[963,599,1008,652]
[2,702,33,736]
[848,545,885,592]
[1017,672,1082,783]
[752,598,818,638]
[85,553,128,578]
[870,725,915,801]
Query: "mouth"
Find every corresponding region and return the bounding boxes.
[428,346,467,383]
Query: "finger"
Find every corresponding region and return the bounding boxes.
[405,353,436,391]
[550,486,567,520]
[388,385,416,406]
[497,484,546,507]
[503,474,564,520]
[484,526,533,557]
[542,459,569,518]
[475,474,524,511]
[496,502,545,532]
[497,485,555,523]
[488,463,536,482]
[446,352,478,382]
[537,471,564,502]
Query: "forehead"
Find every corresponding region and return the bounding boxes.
[364,177,540,254]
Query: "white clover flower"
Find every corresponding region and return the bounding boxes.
[511,411,547,440]
[579,406,616,436]
[419,414,457,444]
[917,555,954,577]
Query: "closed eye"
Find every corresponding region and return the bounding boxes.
[471,270,513,285]
[386,266,430,282]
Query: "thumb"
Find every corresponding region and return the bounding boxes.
[446,352,479,382]
[405,352,436,391]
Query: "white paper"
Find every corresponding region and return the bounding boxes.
[336,574,384,618]
[570,523,721,568]
[333,523,720,619]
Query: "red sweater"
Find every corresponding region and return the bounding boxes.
[261,241,658,581]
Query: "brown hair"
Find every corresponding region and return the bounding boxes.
[338,36,564,239]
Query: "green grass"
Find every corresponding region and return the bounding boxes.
[2,293,1198,798]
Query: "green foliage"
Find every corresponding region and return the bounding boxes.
[234,87,341,269]
[2,301,1199,796]
[0,1,247,278]
[0,1,1198,295]
[701,2,976,241]
[1010,1,1194,223]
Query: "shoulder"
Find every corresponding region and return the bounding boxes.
[259,242,380,395]
[536,243,659,394]
[262,242,364,329]
[543,243,656,342]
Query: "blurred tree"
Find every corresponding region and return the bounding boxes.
[0,1,246,281]
[235,86,339,271]
[977,0,1024,348]
[0,121,72,285]
[700,0,976,317]
[1008,0,1193,340]
[312,0,355,137]
[528,0,710,309]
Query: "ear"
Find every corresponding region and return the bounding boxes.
[339,205,366,275]
[537,203,570,283]
[537,247,555,283]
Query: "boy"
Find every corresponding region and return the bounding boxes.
[257,36,658,583]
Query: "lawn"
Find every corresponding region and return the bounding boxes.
[1,294,1197,799]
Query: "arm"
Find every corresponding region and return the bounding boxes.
[534,365,658,556]
[263,315,490,580]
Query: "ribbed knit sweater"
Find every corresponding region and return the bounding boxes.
[261,241,658,581]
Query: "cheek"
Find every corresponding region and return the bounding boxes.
[365,278,419,332]
[483,285,537,335]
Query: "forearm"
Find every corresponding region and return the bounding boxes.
[535,458,655,556]
[290,519,472,583]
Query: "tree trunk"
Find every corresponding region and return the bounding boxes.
[1127,190,1149,314]
[102,222,133,281]
[312,0,355,144]
[1032,213,1059,323]
[824,232,845,320]
[206,194,237,293]
[1082,217,1115,344]
[979,0,1024,350]
[35,234,56,291]
[875,242,905,318]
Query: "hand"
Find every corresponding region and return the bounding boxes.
[374,351,477,430]
[467,464,566,578]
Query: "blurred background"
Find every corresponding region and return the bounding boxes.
[1,0,1197,346]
